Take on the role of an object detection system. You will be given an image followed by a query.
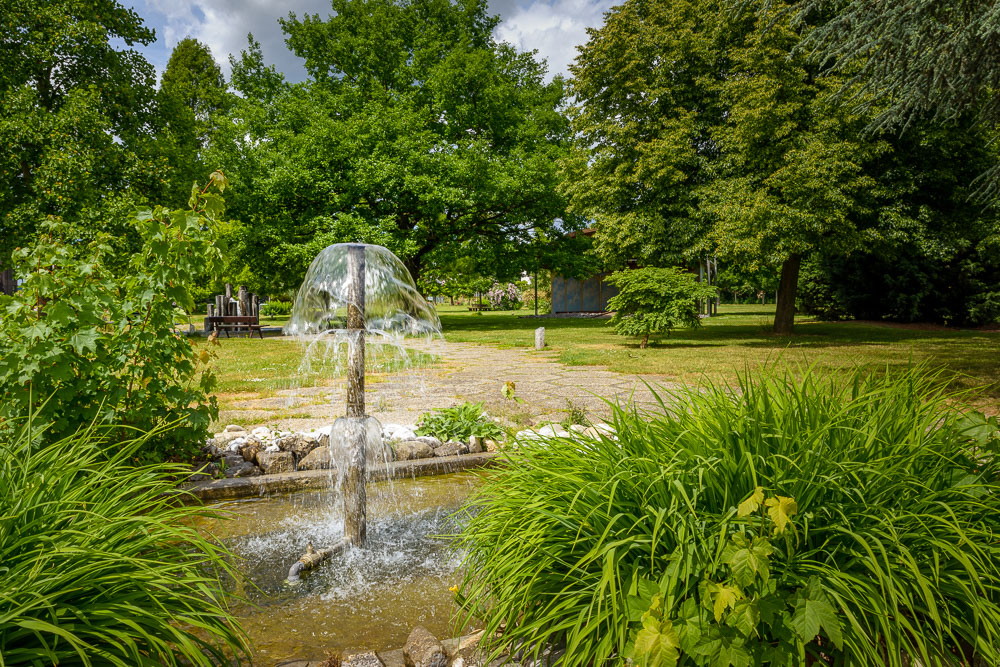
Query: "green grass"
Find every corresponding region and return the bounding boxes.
[436,304,1000,402]
[194,336,434,397]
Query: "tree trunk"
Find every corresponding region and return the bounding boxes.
[641,333,649,349]
[773,254,801,335]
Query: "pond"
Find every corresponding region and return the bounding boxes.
[197,472,483,664]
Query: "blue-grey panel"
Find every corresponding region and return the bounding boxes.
[566,278,581,312]
[552,275,566,313]
[581,276,601,311]
[601,276,619,311]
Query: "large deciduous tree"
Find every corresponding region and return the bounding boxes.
[209,0,579,295]
[567,0,1000,333]
[0,0,165,286]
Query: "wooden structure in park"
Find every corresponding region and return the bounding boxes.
[203,283,263,338]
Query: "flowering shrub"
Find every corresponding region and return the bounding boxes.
[487,282,522,310]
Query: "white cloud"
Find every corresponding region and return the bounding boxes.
[490,0,615,79]
[140,0,615,82]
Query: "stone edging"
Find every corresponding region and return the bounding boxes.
[180,452,499,502]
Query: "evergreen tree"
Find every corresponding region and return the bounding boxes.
[158,38,232,207]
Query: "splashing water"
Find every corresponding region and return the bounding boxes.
[283,243,444,543]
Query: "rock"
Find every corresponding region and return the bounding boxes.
[225,460,261,478]
[403,626,448,667]
[569,424,588,434]
[256,450,295,474]
[297,446,334,471]
[224,424,246,433]
[343,650,385,667]
[468,435,483,454]
[201,439,221,459]
[214,430,244,447]
[239,436,262,463]
[264,443,280,453]
[251,426,271,438]
[377,649,406,667]
[415,435,442,448]
[383,423,417,442]
[433,441,463,457]
[483,438,499,452]
[221,453,244,470]
[394,440,435,461]
[443,631,486,665]
[292,435,321,458]
[187,462,216,482]
[318,432,330,448]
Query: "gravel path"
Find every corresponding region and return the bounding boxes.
[216,338,677,432]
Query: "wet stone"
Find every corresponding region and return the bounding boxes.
[394,440,435,460]
[403,626,448,667]
[432,441,462,458]
[297,446,334,471]
[225,460,261,478]
[343,650,385,667]
[256,450,295,474]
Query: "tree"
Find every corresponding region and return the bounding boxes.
[158,38,232,207]
[567,0,1000,333]
[605,267,716,347]
[791,0,1000,200]
[208,0,579,294]
[0,0,165,288]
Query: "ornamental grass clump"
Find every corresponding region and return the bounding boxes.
[0,421,250,665]
[455,369,1000,666]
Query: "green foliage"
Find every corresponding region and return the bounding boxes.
[0,175,229,461]
[209,0,580,293]
[158,38,233,207]
[259,300,293,317]
[566,0,1000,332]
[0,0,165,266]
[605,267,716,347]
[456,368,1000,666]
[792,0,1000,199]
[0,419,250,664]
[415,402,503,442]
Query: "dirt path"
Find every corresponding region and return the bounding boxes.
[216,339,677,432]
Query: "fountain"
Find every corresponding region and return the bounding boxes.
[283,243,441,574]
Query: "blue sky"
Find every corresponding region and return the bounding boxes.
[128,0,617,83]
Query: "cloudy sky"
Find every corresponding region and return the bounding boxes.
[129,0,617,83]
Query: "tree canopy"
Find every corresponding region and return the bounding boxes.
[0,0,166,276]
[566,0,1000,332]
[158,38,232,207]
[209,0,581,295]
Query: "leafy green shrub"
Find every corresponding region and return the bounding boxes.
[0,420,250,664]
[259,300,293,317]
[0,175,228,461]
[605,267,717,347]
[416,402,504,442]
[456,369,1000,666]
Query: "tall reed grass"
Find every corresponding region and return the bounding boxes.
[0,421,250,665]
[456,369,1000,666]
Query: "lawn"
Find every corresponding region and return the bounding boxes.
[437,304,1000,404]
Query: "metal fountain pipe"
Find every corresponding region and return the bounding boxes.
[344,243,367,546]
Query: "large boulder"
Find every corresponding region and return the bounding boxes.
[297,446,334,471]
[256,450,295,474]
[394,440,434,461]
[403,626,447,667]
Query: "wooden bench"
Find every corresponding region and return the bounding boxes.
[206,316,263,339]
[467,304,490,311]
